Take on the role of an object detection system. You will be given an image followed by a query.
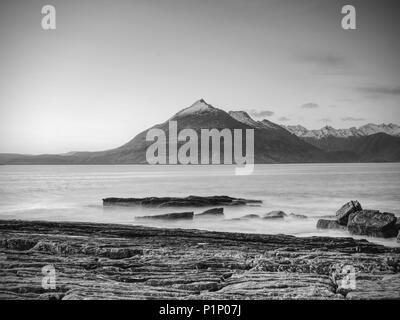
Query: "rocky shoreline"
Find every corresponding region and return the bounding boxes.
[1,219,400,300]
[317,200,400,240]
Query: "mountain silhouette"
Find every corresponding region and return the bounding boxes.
[1,100,399,164]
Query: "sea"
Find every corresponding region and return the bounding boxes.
[0,163,399,247]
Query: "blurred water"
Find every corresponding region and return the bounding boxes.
[0,163,399,246]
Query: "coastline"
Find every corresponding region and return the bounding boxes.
[1,219,399,300]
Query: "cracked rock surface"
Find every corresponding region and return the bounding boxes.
[0,219,399,300]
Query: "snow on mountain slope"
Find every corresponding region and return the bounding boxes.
[228,111,265,128]
[229,111,286,131]
[172,99,218,118]
[285,123,400,139]
[357,123,400,136]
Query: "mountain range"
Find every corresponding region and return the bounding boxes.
[1,99,399,164]
[284,123,400,161]
[284,123,400,139]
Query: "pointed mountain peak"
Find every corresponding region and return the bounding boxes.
[172,99,218,118]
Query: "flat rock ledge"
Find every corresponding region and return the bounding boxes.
[103,195,262,208]
[136,212,194,220]
[0,219,399,300]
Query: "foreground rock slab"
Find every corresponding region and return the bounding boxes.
[0,219,399,300]
[103,195,262,208]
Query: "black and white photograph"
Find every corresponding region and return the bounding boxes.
[0,0,400,308]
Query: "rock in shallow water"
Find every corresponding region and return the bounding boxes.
[336,200,362,225]
[289,213,308,219]
[317,219,347,230]
[228,214,260,221]
[263,211,287,219]
[135,212,194,220]
[196,208,224,217]
[103,195,262,207]
[395,218,400,232]
[241,214,261,219]
[347,210,398,238]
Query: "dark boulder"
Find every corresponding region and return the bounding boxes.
[263,211,287,219]
[336,200,362,225]
[347,210,397,238]
[316,219,347,230]
[289,213,308,219]
[395,218,400,232]
[196,208,224,217]
[135,212,194,220]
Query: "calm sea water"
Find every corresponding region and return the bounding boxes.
[0,164,399,246]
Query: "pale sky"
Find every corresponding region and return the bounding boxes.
[1,0,399,154]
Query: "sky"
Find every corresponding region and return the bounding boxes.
[0,0,399,154]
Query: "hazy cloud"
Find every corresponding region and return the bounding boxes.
[299,53,347,68]
[320,117,332,123]
[300,103,319,109]
[247,109,274,118]
[358,85,400,96]
[336,98,354,102]
[342,116,365,121]
[278,117,290,122]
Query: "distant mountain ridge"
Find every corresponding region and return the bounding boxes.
[284,123,400,139]
[284,122,400,160]
[0,99,399,164]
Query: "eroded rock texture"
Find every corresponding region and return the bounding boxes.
[348,210,398,238]
[0,219,399,300]
[336,200,362,225]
